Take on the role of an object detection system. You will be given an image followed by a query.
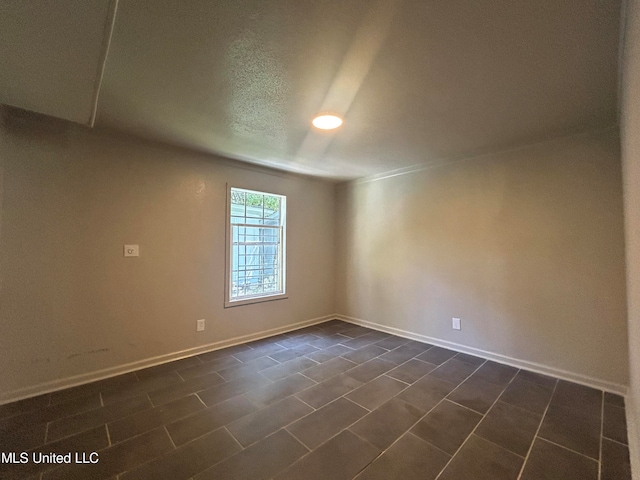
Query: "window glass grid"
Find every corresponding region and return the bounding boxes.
[229,188,286,302]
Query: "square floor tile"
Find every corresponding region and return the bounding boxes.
[346,375,407,410]
[429,358,479,385]
[355,433,450,480]
[538,403,600,459]
[244,373,316,409]
[411,400,482,455]
[499,377,553,415]
[344,358,396,383]
[519,438,598,480]
[120,427,241,480]
[193,429,308,480]
[260,357,319,381]
[341,344,388,364]
[303,357,356,382]
[287,397,368,449]
[416,347,457,365]
[377,344,429,366]
[438,435,523,480]
[350,398,425,450]
[397,375,456,412]
[166,394,257,447]
[295,373,363,409]
[471,361,517,386]
[603,402,627,444]
[475,401,541,457]
[446,375,504,414]
[274,430,380,480]
[514,370,557,389]
[601,438,632,480]
[387,359,437,384]
[227,396,313,447]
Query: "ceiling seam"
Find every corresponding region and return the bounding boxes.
[89,0,119,127]
[617,0,630,123]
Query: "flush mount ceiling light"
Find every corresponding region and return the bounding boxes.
[312,114,343,130]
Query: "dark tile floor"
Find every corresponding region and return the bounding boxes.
[0,320,632,480]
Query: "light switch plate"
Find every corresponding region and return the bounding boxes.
[196,319,205,332]
[452,317,461,330]
[124,245,139,257]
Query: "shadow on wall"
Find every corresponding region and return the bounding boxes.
[337,129,628,385]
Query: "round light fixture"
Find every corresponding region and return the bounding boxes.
[312,114,343,130]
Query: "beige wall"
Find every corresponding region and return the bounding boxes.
[0,110,336,397]
[0,103,631,408]
[336,129,628,387]
[622,0,640,475]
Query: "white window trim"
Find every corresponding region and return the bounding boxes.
[224,184,288,308]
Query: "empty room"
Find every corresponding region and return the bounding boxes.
[1,1,639,479]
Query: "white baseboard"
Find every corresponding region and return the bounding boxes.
[0,314,335,405]
[335,314,628,396]
[2,312,629,406]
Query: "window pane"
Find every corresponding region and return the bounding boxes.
[229,187,286,303]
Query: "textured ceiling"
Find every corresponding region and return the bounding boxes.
[0,0,113,125]
[1,0,623,179]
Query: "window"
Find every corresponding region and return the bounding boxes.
[226,187,287,307]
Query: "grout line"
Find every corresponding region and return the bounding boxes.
[293,395,317,411]
[223,426,245,450]
[164,425,177,449]
[471,433,527,460]
[602,436,629,447]
[599,390,604,480]
[230,354,244,364]
[383,374,412,386]
[297,372,319,385]
[350,357,488,477]
[256,370,275,383]
[284,426,314,452]
[445,398,486,415]
[265,355,283,365]
[535,437,601,463]
[9,323,621,480]
[299,355,320,366]
[44,421,51,444]
[433,368,520,480]
[516,378,559,480]
[343,397,372,412]
[286,396,386,457]
[106,423,112,446]
[405,431,453,458]
[194,393,208,408]
[337,343,357,351]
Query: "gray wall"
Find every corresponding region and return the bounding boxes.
[621,0,640,475]
[336,129,628,387]
[0,110,336,398]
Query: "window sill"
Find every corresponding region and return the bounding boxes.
[224,294,288,308]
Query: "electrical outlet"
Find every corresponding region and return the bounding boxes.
[124,245,139,257]
[196,319,205,332]
[452,317,461,330]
